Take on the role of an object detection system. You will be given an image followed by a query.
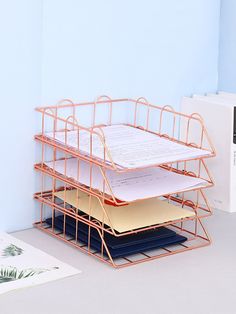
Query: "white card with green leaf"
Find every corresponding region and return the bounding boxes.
[0,232,81,294]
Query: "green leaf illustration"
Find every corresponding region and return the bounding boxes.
[2,244,24,257]
[0,266,59,284]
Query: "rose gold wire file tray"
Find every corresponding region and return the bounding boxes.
[34,96,215,268]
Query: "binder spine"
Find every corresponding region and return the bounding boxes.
[233,107,236,144]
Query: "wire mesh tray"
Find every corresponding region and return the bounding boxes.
[35,96,215,172]
[34,95,215,268]
[34,196,211,268]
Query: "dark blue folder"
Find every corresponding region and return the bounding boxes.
[57,215,177,248]
[45,215,187,258]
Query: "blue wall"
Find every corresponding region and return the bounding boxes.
[218,0,236,92]
[0,0,221,231]
[41,0,220,108]
[0,1,42,231]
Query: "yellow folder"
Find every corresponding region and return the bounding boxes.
[54,190,195,233]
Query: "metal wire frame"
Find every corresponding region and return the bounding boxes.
[35,138,213,237]
[34,185,212,238]
[35,111,215,207]
[34,196,211,268]
[35,96,216,173]
[34,96,215,268]
[37,160,213,214]
[34,155,214,207]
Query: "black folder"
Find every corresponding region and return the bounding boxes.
[45,215,187,258]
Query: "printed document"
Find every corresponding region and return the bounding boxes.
[46,124,211,169]
[45,158,208,202]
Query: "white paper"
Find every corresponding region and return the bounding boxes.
[0,232,80,295]
[46,124,211,169]
[45,158,208,202]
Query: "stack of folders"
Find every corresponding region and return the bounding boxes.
[45,215,187,258]
[40,124,212,260]
[45,189,197,258]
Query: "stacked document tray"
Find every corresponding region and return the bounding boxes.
[34,96,215,268]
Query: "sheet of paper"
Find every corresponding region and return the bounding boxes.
[45,158,208,202]
[0,232,80,295]
[46,124,211,169]
[54,189,195,233]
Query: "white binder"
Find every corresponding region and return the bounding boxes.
[180,93,236,212]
